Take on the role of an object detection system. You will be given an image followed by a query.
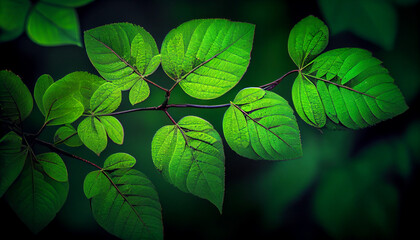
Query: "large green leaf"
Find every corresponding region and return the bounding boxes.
[288,15,329,68]
[161,19,255,100]
[54,124,82,147]
[5,154,69,233]
[0,70,33,123]
[0,0,31,42]
[318,0,397,50]
[84,22,159,103]
[0,131,27,197]
[151,116,225,212]
[26,2,82,46]
[223,87,302,160]
[77,117,107,155]
[297,48,408,129]
[34,74,54,116]
[84,154,163,240]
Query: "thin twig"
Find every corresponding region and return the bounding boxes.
[259,69,300,91]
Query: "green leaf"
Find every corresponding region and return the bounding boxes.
[40,0,94,8]
[318,0,397,50]
[301,48,408,129]
[151,116,225,212]
[85,168,163,240]
[288,15,329,68]
[84,22,159,95]
[161,19,255,100]
[98,116,124,145]
[90,82,122,114]
[34,74,54,116]
[37,152,68,182]
[129,79,150,106]
[5,155,69,234]
[0,0,31,42]
[223,87,302,160]
[54,124,82,147]
[44,95,84,126]
[0,131,27,197]
[0,70,33,123]
[291,73,326,128]
[78,117,107,155]
[103,152,136,171]
[26,2,82,46]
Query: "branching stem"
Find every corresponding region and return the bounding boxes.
[259,69,300,91]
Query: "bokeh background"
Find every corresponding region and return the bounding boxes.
[1,0,420,239]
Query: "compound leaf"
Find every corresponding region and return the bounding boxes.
[98,116,124,145]
[288,15,329,68]
[78,117,107,155]
[161,19,255,100]
[0,131,27,197]
[223,87,302,160]
[0,70,33,123]
[54,124,82,147]
[5,154,69,234]
[300,48,408,129]
[151,116,225,212]
[34,74,54,116]
[26,2,81,46]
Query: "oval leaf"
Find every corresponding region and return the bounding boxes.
[54,124,82,147]
[37,152,68,182]
[78,117,107,155]
[90,82,122,114]
[34,74,54,116]
[151,116,225,212]
[161,19,255,100]
[223,87,302,160]
[83,170,109,199]
[103,152,136,171]
[98,116,124,145]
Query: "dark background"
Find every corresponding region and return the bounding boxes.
[1,0,420,239]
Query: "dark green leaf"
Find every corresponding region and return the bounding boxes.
[5,155,69,233]
[26,2,82,46]
[0,0,31,42]
[151,116,225,212]
[34,74,54,116]
[288,15,329,68]
[0,70,33,123]
[41,0,94,8]
[83,170,109,199]
[161,19,255,99]
[98,116,124,145]
[54,124,82,147]
[78,117,107,155]
[0,131,27,197]
[223,87,302,160]
[37,152,68,182]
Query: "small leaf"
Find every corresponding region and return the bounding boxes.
[161,19,255,100]
[37,152,68,182]
[90,82,122,114]
[5,155,69,234]
[223,87,302,160]
[152,116,225,212]
[103,152,136,171]
[26,2,82,46]
[44,95,84,126]
[98,116,124,145]
[0,70,33,123]
[129,79,150,105]
[0,131,27,197]
[84,22,158,91]
[288,15,329,68]
[0,0,31,42]
[54,124,82,147]
[78,117,107,155]
[85,168,163,240]
[34,74,54,116]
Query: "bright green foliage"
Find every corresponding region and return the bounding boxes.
[34,74,54,116]
[151,116,225,212]
[90,82,122,114]
[223,88,302,160]
[98,116,124,145]
[84,22,160,104]
[302,48,408,129]
[37,152,68,182]
[318,0,397,50]
[84,154,163,240]
[78,117,107,155]
[5,154,69,234]
[27,2,81,46]
[161,19,255,100]
[288,15,328,68]
[0,131,27,197]
[0,0,31,42]
[0,70,33,123]
[292,73,326,128]
[54,124,82,147]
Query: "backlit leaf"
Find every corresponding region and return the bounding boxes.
[78,117,107,155]
[37,152,68,182]
[98,116,124,145]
